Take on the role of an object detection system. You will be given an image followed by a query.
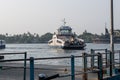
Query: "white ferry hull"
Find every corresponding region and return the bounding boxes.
[48,38,86,50]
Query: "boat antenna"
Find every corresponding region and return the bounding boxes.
[63,18,66,26]
[105,22,107,28]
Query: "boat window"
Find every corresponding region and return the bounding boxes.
[57,35,72,40]
[48,41,53,44]
[57,40,62,43]
[60,30,71,34]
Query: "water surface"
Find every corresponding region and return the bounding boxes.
[0,43,120,66]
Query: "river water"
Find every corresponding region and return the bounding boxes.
[0,43,120,66]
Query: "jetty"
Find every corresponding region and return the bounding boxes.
[0,49,120,80]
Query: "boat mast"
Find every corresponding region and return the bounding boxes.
[105,22,107,28]
[63,18,66,26]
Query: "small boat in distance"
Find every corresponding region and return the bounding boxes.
[48,20,86,50]
[0,40,6,49]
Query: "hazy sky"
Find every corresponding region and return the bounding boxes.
[0,0,120,35]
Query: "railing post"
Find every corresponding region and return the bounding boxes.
[91,49,95,69]
[119,51,120,67]
[82,53,88,80]
[110,51,113,76]
[30,57,34,80]
[105,49,108,68]
[24,52,27,80]
[98,53,103,80]
[71,55,75,80]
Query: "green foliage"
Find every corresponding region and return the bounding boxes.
[78,30,101,43]
[0,32,53,43]
[39,33,53,43]
[0,30,104,43]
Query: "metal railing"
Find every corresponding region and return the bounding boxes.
[1,50,120,80]
[29,53,103,80]
[0,52,27,80]
[0,52,103,80]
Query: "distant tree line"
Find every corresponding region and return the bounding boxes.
[0,30,105,43]
[78,30,102,43]
[0,32,53,43]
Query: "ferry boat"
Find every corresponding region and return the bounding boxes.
[48,20,86,50]
[0,40,6,49]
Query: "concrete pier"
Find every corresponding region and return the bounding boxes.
[0,63,98,80]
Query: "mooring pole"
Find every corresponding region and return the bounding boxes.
[110,0,114,75]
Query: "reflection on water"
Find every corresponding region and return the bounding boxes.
[0,43,120,65]
[52,48,84,54]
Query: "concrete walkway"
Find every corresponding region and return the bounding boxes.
[0,63,98,80]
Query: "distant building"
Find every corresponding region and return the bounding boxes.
[92,28,120,44]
